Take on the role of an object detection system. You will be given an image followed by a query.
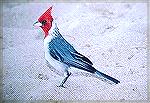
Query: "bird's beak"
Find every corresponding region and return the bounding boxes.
[33,21,42,27]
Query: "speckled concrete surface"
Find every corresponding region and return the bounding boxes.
[2,3,148,100]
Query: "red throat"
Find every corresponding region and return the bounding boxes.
[38,6,53,38]
[42,23,52,38]
[44,31,49,39]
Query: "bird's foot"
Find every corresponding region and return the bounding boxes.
[57,71,71,88]
[57,84,66,88]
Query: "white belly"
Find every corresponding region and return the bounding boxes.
[44,35,68,74]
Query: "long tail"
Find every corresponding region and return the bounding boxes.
[95,70,120,84]
[71,61,120,84]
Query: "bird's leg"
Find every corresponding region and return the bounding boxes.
[58,71,71,88]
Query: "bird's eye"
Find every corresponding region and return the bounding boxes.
[51,18,53,22]
[41,20,47,25]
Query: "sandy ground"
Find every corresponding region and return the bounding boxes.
[2,3,148,101]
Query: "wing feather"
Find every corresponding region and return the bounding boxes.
[52,36,93,65]
[48,36,95,73]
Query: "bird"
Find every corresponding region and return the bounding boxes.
[33,6,120,87]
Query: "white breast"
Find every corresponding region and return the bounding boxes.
[44,35,68,74]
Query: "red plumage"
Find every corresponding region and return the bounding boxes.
[38,6,53,38]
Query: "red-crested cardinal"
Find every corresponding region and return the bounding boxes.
[33,7,120,87]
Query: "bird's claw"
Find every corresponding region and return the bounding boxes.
[57,85,66,88]
[57,72,71,88]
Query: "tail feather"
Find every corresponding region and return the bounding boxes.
[95,70,120,84]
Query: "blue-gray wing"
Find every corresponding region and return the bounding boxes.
[48,36,95,73]
[51,24,93,65]
[49,36,93,65]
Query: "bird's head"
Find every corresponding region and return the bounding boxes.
[33,6,53,38]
